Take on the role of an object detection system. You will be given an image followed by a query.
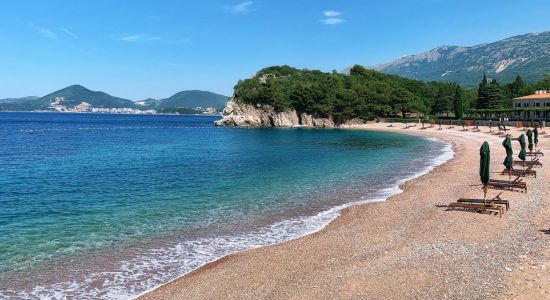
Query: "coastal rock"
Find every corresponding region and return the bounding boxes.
[214,98,357,128]
[213,99,262,127]
[299,113,334,128]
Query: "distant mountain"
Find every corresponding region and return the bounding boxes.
[372,31,550,86]
[21,85,137,110]
[135,98,160,108]
[0,96,39,104]
[158,90,228,110]
[0,86,228,112]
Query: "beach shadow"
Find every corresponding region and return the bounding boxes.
[436,204,501,217]
[539,229,550,235]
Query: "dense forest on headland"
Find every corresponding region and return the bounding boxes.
[233,65,550,122]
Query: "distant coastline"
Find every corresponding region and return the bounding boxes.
[0,110,223,116]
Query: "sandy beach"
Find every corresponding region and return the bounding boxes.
[139,123,550,300]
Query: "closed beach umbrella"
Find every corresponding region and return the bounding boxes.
[480,142,490,201]
[527,129,533,152]
[502,137,513,170]
[518,134,527,162]
[534,127,539,147]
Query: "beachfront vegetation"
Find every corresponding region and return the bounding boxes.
[233,65,550,122]
[234,65,469,122]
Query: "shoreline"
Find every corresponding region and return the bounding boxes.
[138,123,550,299]
[133,130,454,299]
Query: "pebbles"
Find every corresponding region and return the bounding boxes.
[139,125,550,300]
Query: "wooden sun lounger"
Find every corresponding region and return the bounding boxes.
[500,167,537,178]
[448,203,504,217]
[487,176,527,193]
[513,159,542,168]
[526,151,544,157]
[456,192,509,210]
[448,202,505,217]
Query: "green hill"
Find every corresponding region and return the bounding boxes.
[371,31,550,87]
[0,86,228,112]
[158,90,228,110]
[21,85,136,110]
[0,96,39,104]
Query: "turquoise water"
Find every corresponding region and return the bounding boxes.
[0,112,452,299]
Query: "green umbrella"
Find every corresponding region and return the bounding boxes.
[518,134,527,162]
[502,137,513,181]
[534,127,539,147]
[526,129,533,152]
[480,142,491,201]
[502,137,513,170]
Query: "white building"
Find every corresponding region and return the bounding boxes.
[512,90,550,120]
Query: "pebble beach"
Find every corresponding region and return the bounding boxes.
[139,123,550,300]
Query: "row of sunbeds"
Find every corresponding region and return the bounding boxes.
[447,134,544,217]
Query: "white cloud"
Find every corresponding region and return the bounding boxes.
[119,34,162,42]
[60,28,78,39]
[322,18,346,25]
[321,10,346,25]
[38,28,58,40]
[29,24,59,40]
[323,10,341,17]
[226,1,254,13]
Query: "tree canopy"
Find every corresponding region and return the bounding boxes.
[234,65,465,122]
[233,65,547,122]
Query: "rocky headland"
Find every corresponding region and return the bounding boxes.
[214,98,363,128]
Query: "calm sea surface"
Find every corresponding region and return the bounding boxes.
[0,112,452,299]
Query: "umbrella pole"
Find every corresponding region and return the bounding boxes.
[483,184,488,205]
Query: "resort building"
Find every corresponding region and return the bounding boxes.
[512,90,550,120]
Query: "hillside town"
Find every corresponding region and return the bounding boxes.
[47,96,218,115]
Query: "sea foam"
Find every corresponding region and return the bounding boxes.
[2,137,454,300]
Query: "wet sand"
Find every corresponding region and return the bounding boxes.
[138,123,550,300]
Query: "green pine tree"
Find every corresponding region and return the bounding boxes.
[453,85,463,119]
[433,88,453,116]
[477,83,505,109]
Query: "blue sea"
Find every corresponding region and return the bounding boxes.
[0,112,452,299]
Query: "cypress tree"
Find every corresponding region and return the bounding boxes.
[433,88,453,116]
[477,83,505,109]
[453,85,463,118]
[480,73,488,88]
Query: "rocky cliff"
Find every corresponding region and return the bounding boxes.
[214,98,359,128]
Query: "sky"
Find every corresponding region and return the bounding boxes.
[1,0,549,100]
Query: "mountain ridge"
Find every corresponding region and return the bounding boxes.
[372,31,550,86]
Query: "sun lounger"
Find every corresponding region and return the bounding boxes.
[456,192,509,210]
[448,200,505,217]
[500,166,537,178]
[526,150,544,157]
[448,203,504,217]
[513,158,542,168]
[487,176,527,193]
